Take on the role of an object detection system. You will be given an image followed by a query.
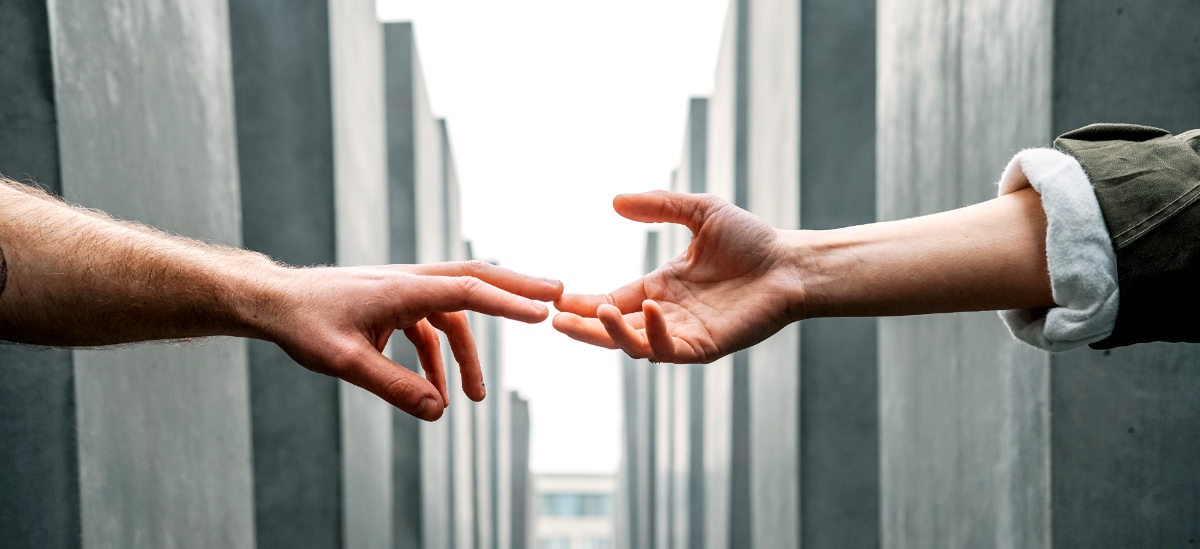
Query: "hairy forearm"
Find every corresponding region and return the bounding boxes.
[0,179,277,346]
[789,187,1054,319]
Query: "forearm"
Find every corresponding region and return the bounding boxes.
[790,187,1054,319]
[0,180,277,346]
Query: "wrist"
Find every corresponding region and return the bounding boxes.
[775,226,866,321]
[774,228,822,323]
[214,254,294,341]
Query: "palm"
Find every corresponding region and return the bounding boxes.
[554,191,796,363]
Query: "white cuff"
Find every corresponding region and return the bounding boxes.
[996,148,1119,351]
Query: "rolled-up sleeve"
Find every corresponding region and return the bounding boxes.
[1053,123,1200,348]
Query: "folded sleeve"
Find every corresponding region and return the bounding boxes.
[996,148,1120,351]
[1054,124,1200,348]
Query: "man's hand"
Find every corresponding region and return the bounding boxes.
[553,191,802,364]
[0,179,563,422]
[255,261,562,421]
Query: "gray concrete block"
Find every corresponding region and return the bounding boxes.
[744,0,802,544]
[0,347,78,549]
[878,0,1200,546]
[795,0,880,547]
[384,23,456,549]
[510,392,533,549]
[227,1,343,546]
[702,3,751,548]
[0,4,78,548]
[329,2,393,548]
[617,231,666,549]
[45,0,255,546]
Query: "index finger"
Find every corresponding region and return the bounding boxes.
[554,278,648,317]
[416,276,551,324]
[400,260,563,302]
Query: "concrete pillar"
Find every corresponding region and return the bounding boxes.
[878,0,1200,547]
[37,0,253,546]
[740,1,884,547]
[327,2,394,548]
[510,393,534,549]
[653,228,675,549]
[660,97,709,549]
[440,120,479,549]
[476,305,506,549]
[703,2,752,547]
[227,1,343,547]
[384,22,452,549]
[0,2,77,547]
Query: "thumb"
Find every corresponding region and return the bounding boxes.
[613,191,727,233]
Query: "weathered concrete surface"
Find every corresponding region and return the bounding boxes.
[654,257,675,549]
[879,0,1200,547]
[877,2,1053,547]
[384,22,452,549]
[702,3,750,548]
[329,1,393,548]
[619,231,667,549]
[744,0,801,546]
[796,0,879,547]
[0,3,77,548]
[227,1,343,547]
[47,0,255,546]
[1047,2,1200,546]
[663,97,708,549]
[473,307,499,549]
[440,120,478,549]
[510,392,533,549]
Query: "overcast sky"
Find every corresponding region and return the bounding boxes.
[377,0,729,473]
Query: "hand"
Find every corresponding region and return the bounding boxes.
[553,191,802,364]
[253,261,563,421]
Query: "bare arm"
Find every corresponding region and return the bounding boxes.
[0,179,563,420]
[553,190,1052,363]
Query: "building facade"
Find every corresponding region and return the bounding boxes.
[533,473,616,549]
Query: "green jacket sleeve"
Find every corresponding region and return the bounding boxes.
[1054,123,1200,349]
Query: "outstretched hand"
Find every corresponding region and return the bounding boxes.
[257,261,563,421]
[553,191,802,364]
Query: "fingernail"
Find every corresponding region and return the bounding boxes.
[418,398,440,421]
[481,383,487,399]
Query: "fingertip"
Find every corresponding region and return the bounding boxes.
[418,397,444,422]
[524,301,550,323]
[596,303,622,321]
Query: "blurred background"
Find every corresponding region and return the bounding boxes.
[0,0,1198,548]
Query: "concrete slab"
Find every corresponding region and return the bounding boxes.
[227,1,342,546]
[48,0,255,546]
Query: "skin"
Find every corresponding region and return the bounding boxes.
[553,188,1053,364]
[0,179,563,421]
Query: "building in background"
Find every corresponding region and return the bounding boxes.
[533,473,616,549]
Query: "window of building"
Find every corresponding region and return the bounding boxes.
[538,492,613,517]
[539,537,571,549]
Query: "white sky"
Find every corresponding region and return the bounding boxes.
[378,0,729,473]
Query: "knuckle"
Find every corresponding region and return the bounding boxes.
[457,276,486,298]
[465,259,489,275]
[325,343,363,374]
